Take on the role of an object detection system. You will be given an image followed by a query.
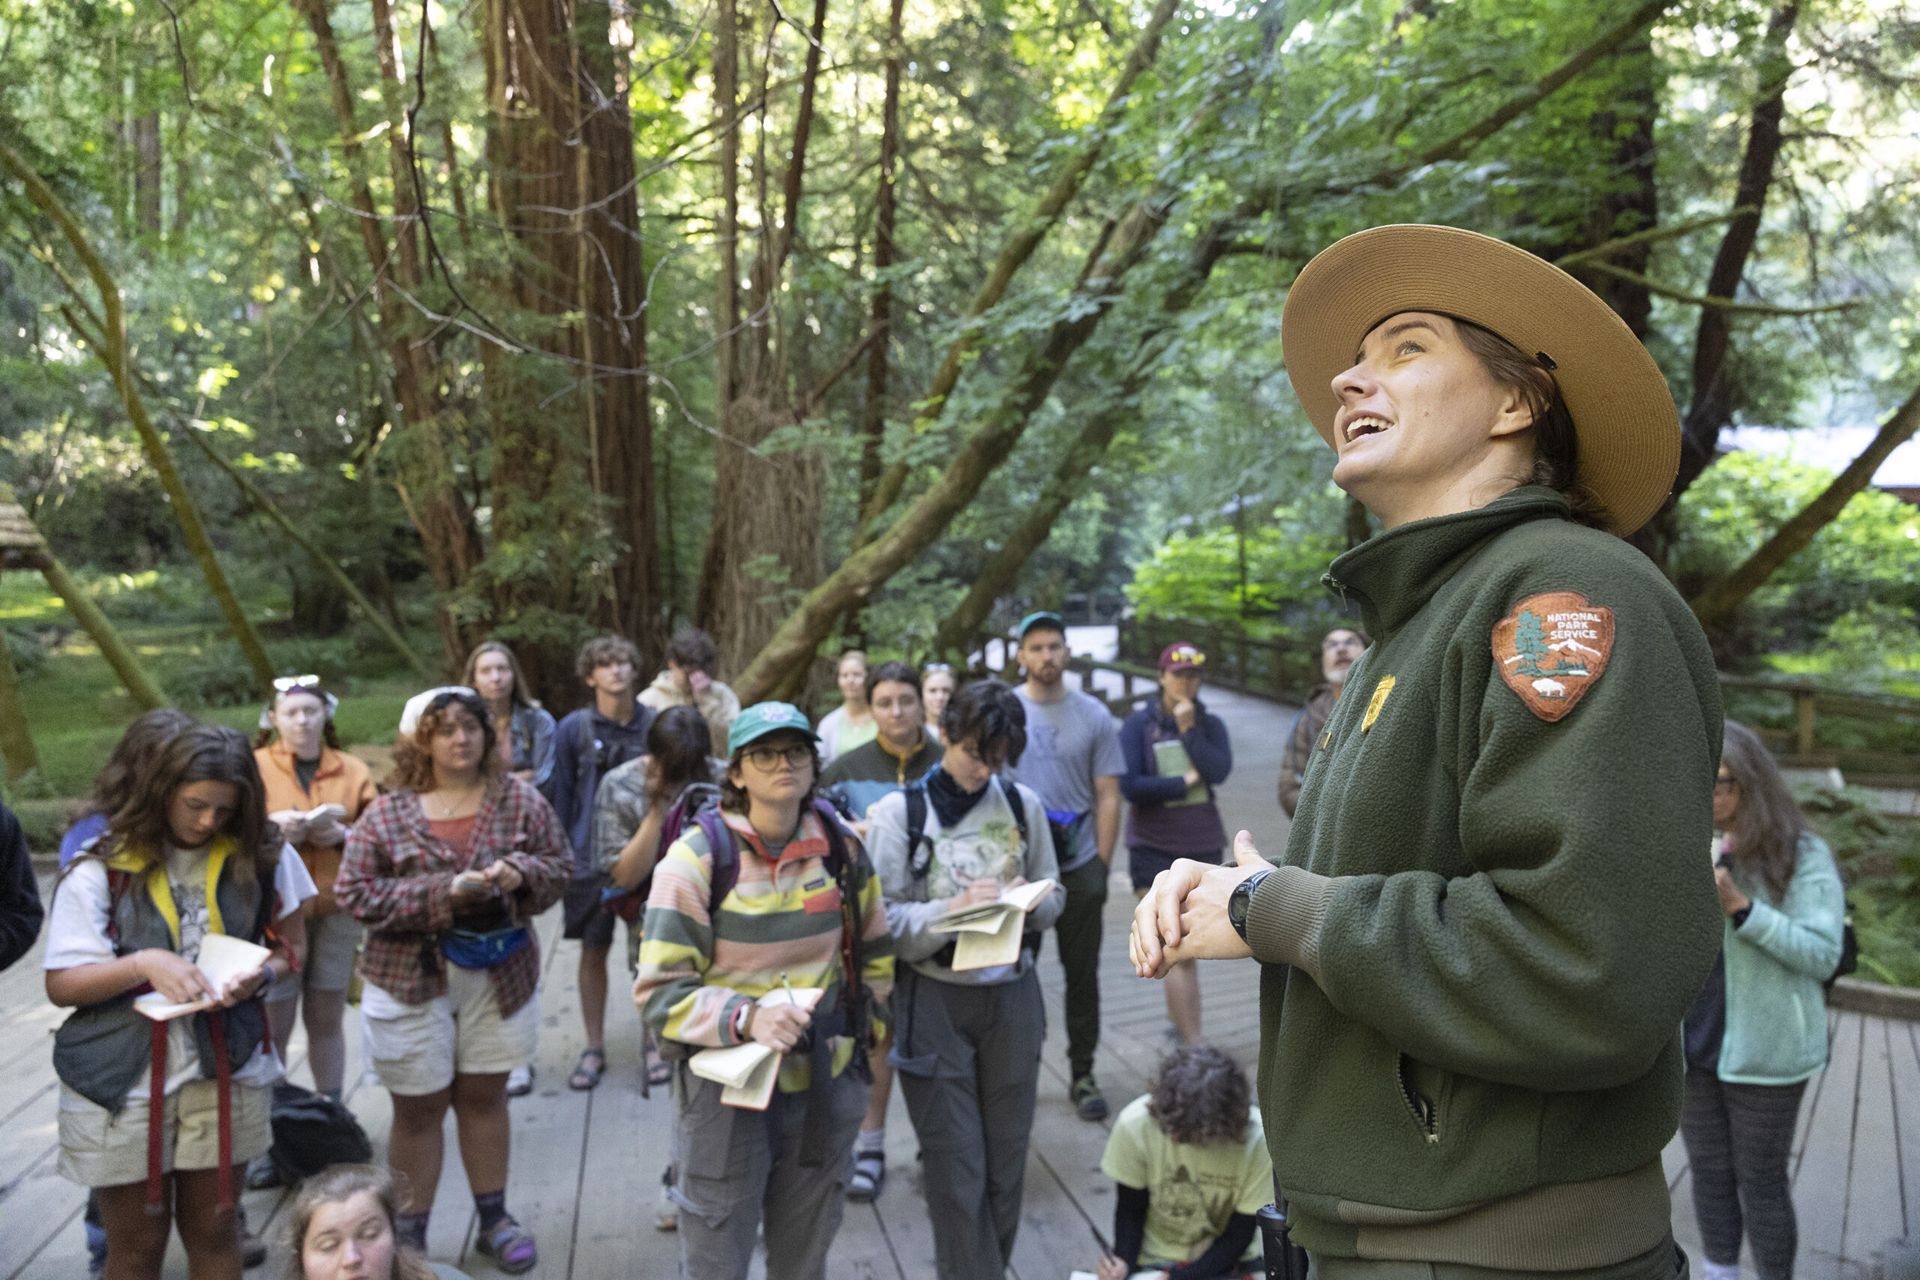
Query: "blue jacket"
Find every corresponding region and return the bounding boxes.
[1718,830,1845,1085]
[1117,699,1231,854]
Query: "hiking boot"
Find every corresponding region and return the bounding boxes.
[1070,1075,1108,1121]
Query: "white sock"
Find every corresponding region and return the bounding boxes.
[855,1127,885,1156]
[1700,1261,1741,1280]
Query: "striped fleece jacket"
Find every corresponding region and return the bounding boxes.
[634,806,894,1091]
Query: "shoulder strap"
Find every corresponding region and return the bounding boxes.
[700,809,739,919]
[810,798,872,1067]
[905,784,933,879]
[997,777,1029,850]
[103,865,135,950]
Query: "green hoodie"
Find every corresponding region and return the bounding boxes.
[1245,487,1724,1269]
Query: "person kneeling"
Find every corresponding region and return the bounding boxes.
[1094,1045,1271,1280]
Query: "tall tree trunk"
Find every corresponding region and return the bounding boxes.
[1675,0,1798,497]
[0,623,42,783]
[295,0,481,669]
[858,0,907,516]
[696,0,833,674]
[0,140,277,691]
[1690,383,1920,627]
[1564,26,1658,337]
[132,110,162,237]
[481,0,662,695]
[34,551,169,710]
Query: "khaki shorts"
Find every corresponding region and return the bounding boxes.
[267,909,360,1001]
[57,1079,271,1189]
[361,964,539,1096]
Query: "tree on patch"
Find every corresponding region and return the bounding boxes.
[1514,611,1549,676]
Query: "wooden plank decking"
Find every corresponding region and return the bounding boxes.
[3,672,1911,1277]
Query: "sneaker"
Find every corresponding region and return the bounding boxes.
[1070,1074,1108,1121]
[656,1165,678,1232]
[506,1064,535,1097]
[238,1205,268,1269]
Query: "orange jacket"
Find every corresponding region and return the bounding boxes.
[254,742,377,915]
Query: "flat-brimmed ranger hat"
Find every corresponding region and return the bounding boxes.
[1280,224,1679,538]
[727,701,820,757]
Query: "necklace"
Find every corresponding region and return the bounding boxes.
[429,783,484,819]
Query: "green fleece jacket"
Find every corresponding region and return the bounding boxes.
[1246,487,1724,1269]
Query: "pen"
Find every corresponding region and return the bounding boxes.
[780,972,796,1006]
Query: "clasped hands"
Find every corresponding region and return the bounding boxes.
[1127,830,1270,979]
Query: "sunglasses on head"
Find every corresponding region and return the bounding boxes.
[1167,648,1205,666]
[924,662,954,673]
[273,674,322,693]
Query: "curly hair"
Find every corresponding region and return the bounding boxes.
[1148,1044,1251,1147]
[387,689,502,793]
[283,1163,439,1280]
[575,633,641,682]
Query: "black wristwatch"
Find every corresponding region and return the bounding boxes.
[1228,868,1273,943]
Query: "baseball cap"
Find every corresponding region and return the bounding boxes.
[727,701,821,756]
[1158,642,1206,672]
[1017,611,1066,641]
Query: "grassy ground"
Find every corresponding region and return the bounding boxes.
[2,569,423,852]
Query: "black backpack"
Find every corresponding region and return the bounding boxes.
[266,1081,373,1183]
[902,776,1029,879]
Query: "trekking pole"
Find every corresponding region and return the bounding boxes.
[1257,1200,1310,1280]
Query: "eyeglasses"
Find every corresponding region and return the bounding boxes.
[273,674,322,693]
[743,744,814,770]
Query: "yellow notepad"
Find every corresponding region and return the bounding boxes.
[686,987,825,1110]
[931,879,1058,971]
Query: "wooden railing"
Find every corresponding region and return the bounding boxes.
[1115,616,1322,706]
[1719,675,1920,783]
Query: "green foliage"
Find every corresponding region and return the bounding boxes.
[1799,786,1920,989]
[1673,452,1920,680]
[1123,491,1345,640]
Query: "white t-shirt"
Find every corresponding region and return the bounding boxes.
[47,842,316,1099]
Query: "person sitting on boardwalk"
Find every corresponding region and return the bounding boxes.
[1132,225,1725,1277]
[253,676,376,1107]
[635,701,894,1280]
[463,641,557,789]
[1118,642,1232,1046]
[1681,720,1845,1280]
[46,724,313,1280]
[546,633,654,1093]
[1275,627,1365,818]
[335,687,570,1274]
[638,626,742,757]
[866,679,1063,1280]
[287,1163,471,1280]
[820,659,941,1202]
[1093,1045,1272,1280]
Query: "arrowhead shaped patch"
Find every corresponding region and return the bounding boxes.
[1491,591,1615,722]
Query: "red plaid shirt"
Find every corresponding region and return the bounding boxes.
[336,775,569,1015]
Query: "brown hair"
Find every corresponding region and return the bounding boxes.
[865,660,922,702]
[254,680,344,752]
[1148,1044,1251,1147]
[1718,720,1806,902]
[283,1163,439,1280]
[939,679,1027,768]
[647,705,717,811]
[720,731,822,816]
[387,689,503,793]
[462,641,542,710]
[666,627,720,677]
[575,634,641,683]
[86,724,275,892]
[83,708,195,821]
[1451,317,1610,530]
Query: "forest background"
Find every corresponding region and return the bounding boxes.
[0,1,1917,966]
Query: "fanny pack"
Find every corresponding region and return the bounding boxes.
[441,926,532,970]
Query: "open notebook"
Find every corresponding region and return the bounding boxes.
[133,933,273,1021]
[686,986,826,1111]
[930,878,1057,972]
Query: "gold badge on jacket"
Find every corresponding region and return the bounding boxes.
[1491,591,1615,721]
[1361,675,1395,731]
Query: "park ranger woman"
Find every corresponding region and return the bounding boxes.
[1132,225,1725,1278]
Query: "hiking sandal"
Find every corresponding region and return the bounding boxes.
[475,1215,538,1274]
[568,1048,606,1091]
[845,1149,885,1202]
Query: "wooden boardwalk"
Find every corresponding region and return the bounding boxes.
[3,672,1913,1277]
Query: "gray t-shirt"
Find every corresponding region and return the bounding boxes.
[1009,686,1124,869]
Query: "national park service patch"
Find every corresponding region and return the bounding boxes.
[1491,591,1615,722]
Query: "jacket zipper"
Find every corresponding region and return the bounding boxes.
[1396,1055,1440,1145]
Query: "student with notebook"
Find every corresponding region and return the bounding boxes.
[866,679,1064,1280]
[1118,642,1232,1045]
[634,702,894,1280]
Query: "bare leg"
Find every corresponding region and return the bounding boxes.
[302,988,350,1095]
[97,1181,172,1280]
[388,1088,453,1215]
[860,1043,893,1133]
[451,1072,511,1195]
[171,1166,244,1280]
[1163,960,1203,1044]
[577,945,610,1057]
[265,992,299,1062]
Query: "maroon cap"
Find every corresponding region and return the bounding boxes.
[1158,641,1206,672]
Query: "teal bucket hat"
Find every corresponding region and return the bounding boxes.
[727,701,821,756]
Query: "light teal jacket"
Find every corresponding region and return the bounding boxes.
[1719,830,1845,1085]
